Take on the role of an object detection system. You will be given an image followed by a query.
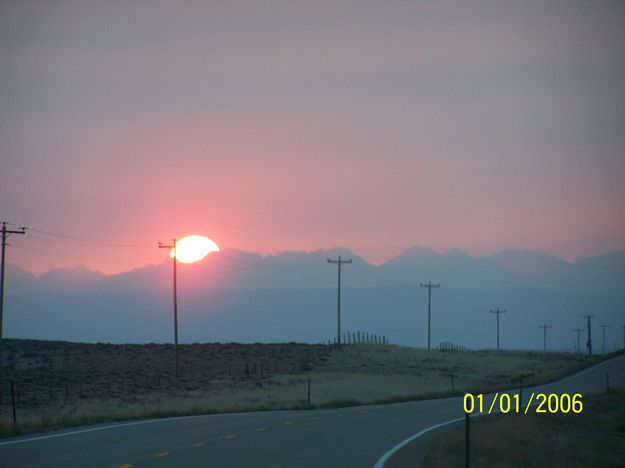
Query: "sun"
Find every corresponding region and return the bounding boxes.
[170,235,220,264]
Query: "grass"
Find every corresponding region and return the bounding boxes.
[0,339,621,437]
[422,390,625,467]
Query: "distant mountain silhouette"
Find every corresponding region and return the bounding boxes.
[4,247,624,349]
[8,247,625,294]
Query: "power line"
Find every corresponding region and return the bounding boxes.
[19,225,150,247]
[538,324,552,352]
[327,256,351,347]
[420,281,440,350]
[11,243,153,263]
[1,222,26,385]
[25,233,151,248]
[218,251,319,271]
[490,308,506,351]
[356,267,413,289]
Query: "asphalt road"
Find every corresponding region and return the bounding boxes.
[1,353,623,468]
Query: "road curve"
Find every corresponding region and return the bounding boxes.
[1,353,623,468]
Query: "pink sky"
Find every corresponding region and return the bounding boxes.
[2,1,625,275]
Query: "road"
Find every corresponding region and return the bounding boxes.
[1,353,623,468]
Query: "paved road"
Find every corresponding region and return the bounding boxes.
[1,353,623,468]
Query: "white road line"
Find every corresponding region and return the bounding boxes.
[373,353,625,467]
[0,413,226,446]
[373,416,465,468]
[549,357,619,384]
[0,408,300,446]
[2,354,622,451]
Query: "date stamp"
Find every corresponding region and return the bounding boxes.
[463,392,583,415]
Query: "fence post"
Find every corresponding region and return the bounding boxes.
[307,375,311,408]
[11,380,17,429]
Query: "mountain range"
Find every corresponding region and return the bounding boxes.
[4,246,625,351]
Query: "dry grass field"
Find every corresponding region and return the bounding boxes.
[0,339,607,436]
[422,390,625,467]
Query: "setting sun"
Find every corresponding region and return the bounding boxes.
[170,235,220,264]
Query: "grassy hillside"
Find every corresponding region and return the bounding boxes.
[0,339,609,436]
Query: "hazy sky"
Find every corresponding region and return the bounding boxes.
[2,1,625,275]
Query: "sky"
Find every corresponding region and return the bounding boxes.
[2,1,625,275]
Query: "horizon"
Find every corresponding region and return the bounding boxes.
[6,239,623,278]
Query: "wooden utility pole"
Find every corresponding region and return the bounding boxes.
[539,324,552,352]
[573,328,583,353]
[327,256,351,347]
[420,281,440,350]
[0,222,26,384]
[490,308,506,351]
[583,315,594,355]
[159,239,179,378]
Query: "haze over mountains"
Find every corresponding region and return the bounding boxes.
[5,247,625,351]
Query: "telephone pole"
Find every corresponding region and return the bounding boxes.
[327,256,351,347]
[1,222,26,377]
[621,325,625,350]
[599,324,609,354]
[159,239,179,378]
[573,328,583,353]
[420,281,440,350]
[583,315,594,355]
[489,308,506,351]
[538,324,552,352]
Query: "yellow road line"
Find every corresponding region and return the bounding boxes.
[155,452,170,458]
[193,442,205,448]
[225,434,237,439]
[118,465,133,468]
[255,427,265,432]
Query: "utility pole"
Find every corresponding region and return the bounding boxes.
[420,281,440,350]
[573,328,583,353]
[159,239,179,378]
[489,308,506,351]
[327,256,351,347]
[1,222,26,380]
[538,324,552,352]
[599,324,609,355]
[583,315,594,356]
[621,325,625,350]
